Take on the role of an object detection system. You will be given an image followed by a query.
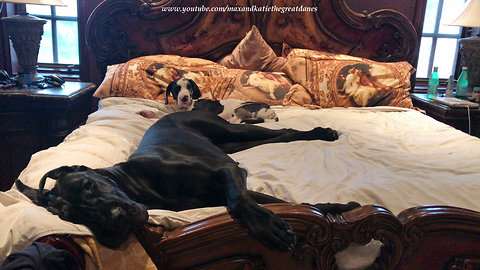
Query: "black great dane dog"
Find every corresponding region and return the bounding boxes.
[16,110,359,251]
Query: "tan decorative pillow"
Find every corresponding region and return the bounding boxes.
[282,49,415,108]
[206,69,292,105]
[94,54,292,105]
[94,55,226,101]
[218,25,286,72]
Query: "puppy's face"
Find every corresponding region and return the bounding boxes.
[166,78,201,110]
[256,108,279,121]
[16,166,149,249]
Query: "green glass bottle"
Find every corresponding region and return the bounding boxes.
[427,67,439,99]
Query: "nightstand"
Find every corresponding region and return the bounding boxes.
[0,81,96,191]
[411,93,480,138]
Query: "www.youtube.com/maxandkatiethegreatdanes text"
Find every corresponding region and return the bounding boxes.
[160,5,318,14]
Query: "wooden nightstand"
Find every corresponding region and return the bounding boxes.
[411,93,480,138]
[0,82,96,191]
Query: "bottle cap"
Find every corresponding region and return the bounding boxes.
[462,66,468,71]
[433,66,438,71]
[474,87,480,93]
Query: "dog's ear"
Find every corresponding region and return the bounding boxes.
[165,80,175,105]
[17,179,73,220]
[189,79,201,99]
[15,179,52,207]
[15,165,86,205]
[38,165,89,191]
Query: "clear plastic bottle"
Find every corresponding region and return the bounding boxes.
[456,67,468,99]
[427,66,439,99]
[445,75,454,97]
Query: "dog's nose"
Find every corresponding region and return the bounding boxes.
[181,96,189,102]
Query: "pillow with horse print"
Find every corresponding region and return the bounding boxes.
[282,49,415,108]
[206,68,292,105]
[94,54,292,106]
[94,54,227,102]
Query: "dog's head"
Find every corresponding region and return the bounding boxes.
[165,78,201,110]
[16,165,149,249]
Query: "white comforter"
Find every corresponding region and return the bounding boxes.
[2,97,480,265]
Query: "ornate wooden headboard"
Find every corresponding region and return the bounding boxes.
[86,0,418,72]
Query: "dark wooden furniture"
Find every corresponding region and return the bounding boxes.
[86,0,419,73]
[80,0,480,269]
[0,82,96,191]
[411,93,480,137]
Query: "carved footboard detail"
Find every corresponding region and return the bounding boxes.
[136,204,480,270]
[396,206,480,270]
[136,204,399,269]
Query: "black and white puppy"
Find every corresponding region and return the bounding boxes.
[165,78,201,110]
[160,78,278,124]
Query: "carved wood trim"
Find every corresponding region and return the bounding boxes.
[136,204,480,270]
[396,206,480,270]
[137,204,405,269]
[86,0,419,75]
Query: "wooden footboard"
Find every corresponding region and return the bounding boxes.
[136,204,480,270]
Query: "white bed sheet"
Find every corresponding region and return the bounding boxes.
[2,97,480,266]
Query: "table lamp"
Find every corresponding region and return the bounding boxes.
[0,0,65,82]
[449,0,480,93]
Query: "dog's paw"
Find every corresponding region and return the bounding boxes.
[310,201,361,215]
[323,127,339,141]
[137,110,159,119]
[233,202,296,253]
[305,127,339,141]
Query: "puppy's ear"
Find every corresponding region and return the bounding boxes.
[165,80,174,105]
[15,179,51,207]
[189,79,201,99]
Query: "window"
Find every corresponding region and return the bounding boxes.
[26,0,79,74]
[416,0,464,80]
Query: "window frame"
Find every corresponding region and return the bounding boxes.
[415,0,465,92]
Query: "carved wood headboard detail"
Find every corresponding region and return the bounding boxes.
[86,0,418,72]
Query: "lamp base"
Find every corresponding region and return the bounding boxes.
[1,14,46,83]
[458,35,480,94]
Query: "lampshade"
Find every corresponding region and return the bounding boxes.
[449,0,480,27]
[0,0,65,6]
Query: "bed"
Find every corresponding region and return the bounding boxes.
[2,0,480,269]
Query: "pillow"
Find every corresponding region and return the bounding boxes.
[218,25,286,72]
[94,54,292,105]
[94,55,227,102]
[282,49,415,108]
[207,68,292,105]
